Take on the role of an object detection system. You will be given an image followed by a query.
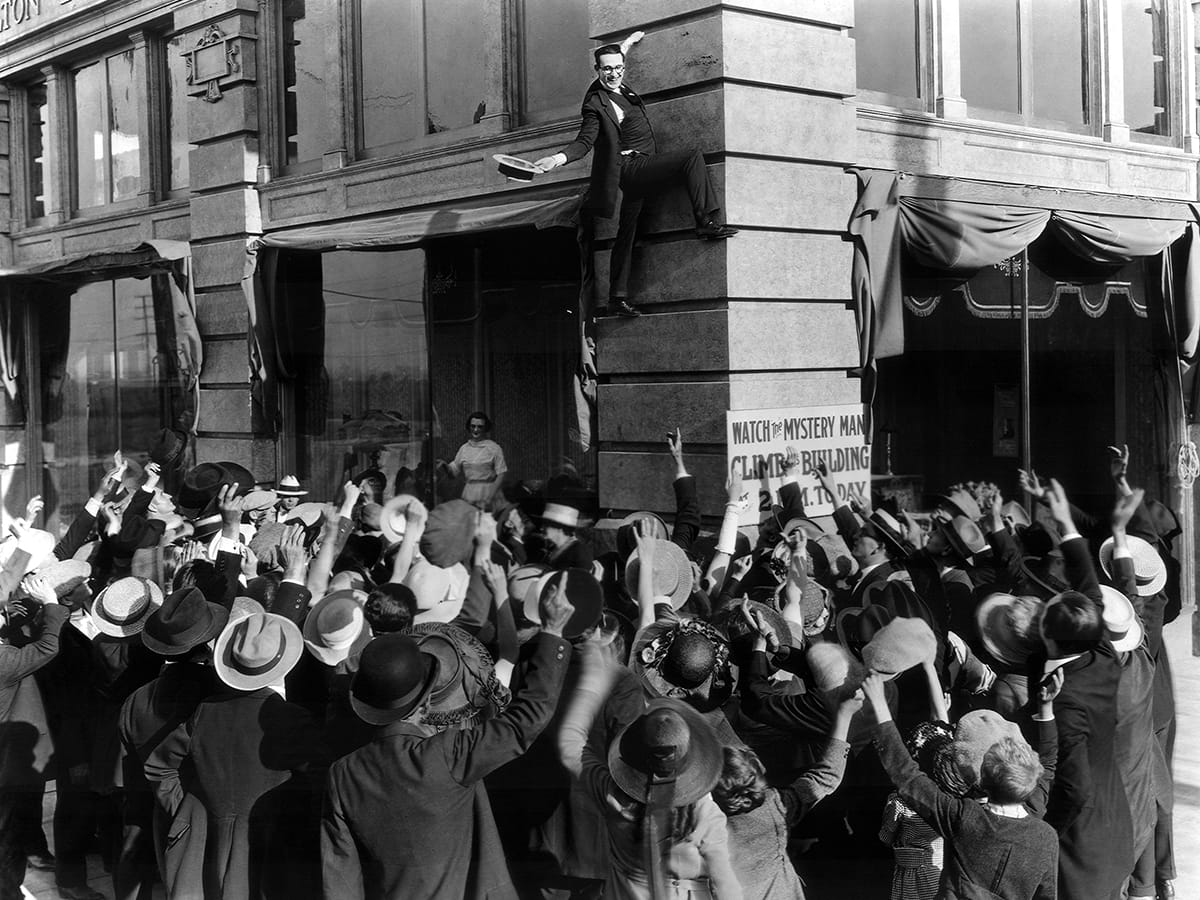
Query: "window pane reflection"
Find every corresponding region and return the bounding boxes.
[283,0,334,166]
[523,0,592,121]
[27,84,48,218]
[425,0,485,133]
[960,0,1020,113]
[853,0,920,99]
[285,250,431,504]
[107,50,140,202]
[1124,0,1168,134]
[166,35,192,191]
[359,0,422,148]
[74,62,105,208]
[1030,0,1085,123]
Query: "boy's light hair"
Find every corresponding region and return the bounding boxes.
[980,737,1043,804]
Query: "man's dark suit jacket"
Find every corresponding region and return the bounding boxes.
[562,80,655,218]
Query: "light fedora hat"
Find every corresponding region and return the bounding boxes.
[303,589,372,666]
[275,475,308,497]
[538,502,580,529]
[214,612,304,691]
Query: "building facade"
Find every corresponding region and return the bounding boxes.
[0,0,1198,602]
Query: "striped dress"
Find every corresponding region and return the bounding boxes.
[880,792,943,900]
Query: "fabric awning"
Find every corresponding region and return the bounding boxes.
[242,191,587,442]
[848,168,1200,419]
[252,194,582,251]
[0,239,202,435]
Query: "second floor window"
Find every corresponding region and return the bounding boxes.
[282,0,335,168]
[356,0,485,154]
[165,34,192,193]
[1123,0,1169,137]
[26,83,48,219]
[73,49,141,209]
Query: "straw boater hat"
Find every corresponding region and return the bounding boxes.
[624,539,694,609]
[141,586,230,656]
[609,698,724,806]
[303,589,373,666]
[507,564,550,622]
[214,612,304,691]
[616,511,669,559]
[976,593,1045,667]
[538,502,581,530]
[525,568,603,640]
[275,475,308,498]
[379,495,415,545]
[1097,535,1167,597]
[1097,585,1144,653]
[1000,501,1032,531]
[90,577,165,638]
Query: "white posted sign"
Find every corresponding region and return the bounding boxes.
[726,403,872,524]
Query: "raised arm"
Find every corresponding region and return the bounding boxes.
[668,429,701,555]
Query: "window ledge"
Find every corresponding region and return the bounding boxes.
[856,103,1195,160]
[10,198,190,239]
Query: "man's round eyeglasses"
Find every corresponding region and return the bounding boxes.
[598,65,625,74]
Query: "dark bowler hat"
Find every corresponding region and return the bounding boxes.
[178,462,256,516]
[350,634,438,725]
[142,586,230,656]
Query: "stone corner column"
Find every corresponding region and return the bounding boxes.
[591,0,860,522]
[175,0,274,485]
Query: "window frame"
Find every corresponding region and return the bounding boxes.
[516,0,592,126]
[67,45,144,217]
[1123,0,1176,147]
[854,0,934,113]
[160,31,193,200]
[958,0,1100,135]
[349,0,488,161]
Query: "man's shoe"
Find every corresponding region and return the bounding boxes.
[697,220,738,240]
[611,300,641,317]
[1157,880,1175,900]
[25,852,54,871]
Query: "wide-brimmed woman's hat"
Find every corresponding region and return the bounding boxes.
[717,599,792,661]
[214,612,303,691]
[609,698,724,806]
[350,633,438,725]
[632,619,731,711]
[303,589,372,666]
[275,475,308,497]
[624,539,694,609]
[142,586,229,656]
[1098,535,1167,597]
[409,622,511,728]
[90,577,164,638]
[976,593,1045,667]
[1097,585,1144,652]
[525,568,603,639]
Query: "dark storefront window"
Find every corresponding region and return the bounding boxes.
[165,34,192,193]
[356,0,485,154]
[278,249,431,505]
[73,49,141,209]
[38,278,178,535]
[1123,0,1169,137]
[278,229,594,508]
[26,83,48,219]
[853,0,922,104]
[521,0,591,123]
[282,0,335,168]
[875,248,1169,512]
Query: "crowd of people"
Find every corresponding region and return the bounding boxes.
[0,427,1181,900]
